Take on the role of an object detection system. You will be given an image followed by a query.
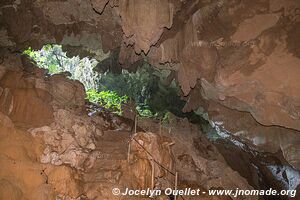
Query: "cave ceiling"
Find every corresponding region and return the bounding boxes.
[1,0,300,134]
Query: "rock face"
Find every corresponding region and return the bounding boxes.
[0,68,54,128]
[127,132,175,190]
[203,101,300,171]
[0,65,258,199]
[0,123,83,200]
[1,0,300,198]
[118,0,176,54]
[2,0,300,146]
[1,0,300,135]
[137,116,257,200]
[200,22,300,130]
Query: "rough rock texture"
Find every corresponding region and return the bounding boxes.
[137,116,257,200]
[0,0,122,55]
[204,101,300,170]
[0,65,258,199]
[127,132,175,190]
[118,0,177,54]
[148,0,223,95]
[1,0,300,135]
[0,123,83,200]
[1,0,300,197]
[201,21,300,130]
[0,66,54,128]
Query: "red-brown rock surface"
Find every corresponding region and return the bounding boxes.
[0,64,253,199]
[1,0,300,198]
[1,0,300,134]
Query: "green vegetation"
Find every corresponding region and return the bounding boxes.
[24,45,128,115]
[96,65,157,118]
[24,45,187,119]
[23,45,98,90]
[24,45,60,74]
[86,90,128,115]
[96,64,186,118]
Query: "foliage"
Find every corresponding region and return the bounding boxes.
[97,64,186,119]
[23,45,99,90]
[24,45,60,74]
[136,105,157,118]
[86,89,128,115]
[24,44,186,119]
[97,65,154,104]
[23,45,129,115]
[96,64,158,117]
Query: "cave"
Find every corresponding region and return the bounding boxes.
[0,0,299,200]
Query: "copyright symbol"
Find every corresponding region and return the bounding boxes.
[112,188,120,195]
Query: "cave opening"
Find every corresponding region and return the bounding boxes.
[23,44,203,121]
[19,44,299,200]
[1,0,299,199]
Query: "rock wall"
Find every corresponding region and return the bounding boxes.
[1,0,300,178]
[0,61,259,199]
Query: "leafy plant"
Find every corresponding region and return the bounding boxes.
[96,64,185,119]
[136,105,157,118]
[23,45,99,90]
[23,45,60,74]
[24,44,186,119]
[86,89,128,115]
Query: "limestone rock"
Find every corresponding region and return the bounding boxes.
[30,184,56,200]
[137,116,258,200]
[91,0,109,14]
[205,101,300,170]
[0,111,14,128]
[0,179,24,200]
[128,132,175,190]
[53,109,75,130]
[0,124,82,200]
[0,69,53,128]
[72,124,95,149]
[30,107,105,169]
[47,166,82,198]
[1,0,300,199]
[49,75,85,108]
[0,67,6,80]
[118,0,177,53]
[0,87,14,116]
